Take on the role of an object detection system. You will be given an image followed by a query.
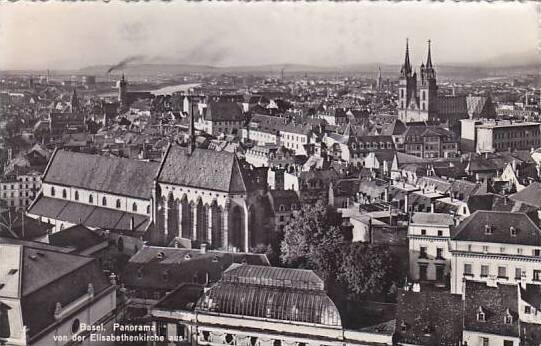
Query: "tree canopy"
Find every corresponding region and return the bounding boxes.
[339,243,401,300]
[280,200,401,301]
[280,200,345,282]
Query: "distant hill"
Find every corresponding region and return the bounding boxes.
[77,61,539,81]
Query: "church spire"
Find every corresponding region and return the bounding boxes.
[70,88,79,112]
[401,38,412,77]
[426,39,433,69]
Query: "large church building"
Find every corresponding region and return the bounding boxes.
[153,142,269,252]
[397,40,472,127]
[28,108,270,252]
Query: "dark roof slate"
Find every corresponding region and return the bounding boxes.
[43,150,159,199]
[452,210,541,246]
[158,145,249,193]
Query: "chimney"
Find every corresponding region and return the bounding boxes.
[404,194,409,214]
[188,102,196,155]
[412,282,421,292]
[384,187,389,202]
[201,243,208,254]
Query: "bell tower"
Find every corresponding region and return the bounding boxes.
[419,40,438,119]
[398,39,417,122]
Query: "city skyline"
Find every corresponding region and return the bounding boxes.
[0,2,539,70]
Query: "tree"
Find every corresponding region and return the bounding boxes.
[280,200,345,282]
[339,243,400,301]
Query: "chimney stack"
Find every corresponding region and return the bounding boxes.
[201,243,208,254]
[188,102,196,155]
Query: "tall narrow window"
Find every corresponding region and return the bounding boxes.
[74,191,79,201]
[51,186,55,196]
[102,197,107,206]
[132,202,137,212]
[89,195,93,204]
[116,199,121,209]
[62,189,67,198]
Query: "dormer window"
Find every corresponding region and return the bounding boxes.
[137,268,143,279]
[162,270,169,281]
[510,226,517,237]
[477,306,486,322]
[504,309,513,324]
[400,320,407,332]
[279,204,286,212]
[484,224,494,235]
[422,325,433,335]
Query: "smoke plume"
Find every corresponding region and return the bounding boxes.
[107,55,146,73]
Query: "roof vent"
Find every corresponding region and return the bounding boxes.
[156,251,165,260]
[29,254,38,261]
[484,224,494,235]
[36,252,45,257]
[184,254,192,260]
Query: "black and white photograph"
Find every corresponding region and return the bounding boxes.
[0,1,540,345]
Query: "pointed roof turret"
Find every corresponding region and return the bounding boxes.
[343,122,352,138]
[70,88,79,112]
[426,39,433,69]
[400,39,412,77]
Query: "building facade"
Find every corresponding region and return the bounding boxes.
[450,211,541,294]
[408,212,455,284]
[0,172,41,209]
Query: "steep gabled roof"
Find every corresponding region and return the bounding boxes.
[510,182,541,208]
[43,150,159,199]
[157,145,248,193]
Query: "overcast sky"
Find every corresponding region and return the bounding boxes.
[0,1,538,70]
